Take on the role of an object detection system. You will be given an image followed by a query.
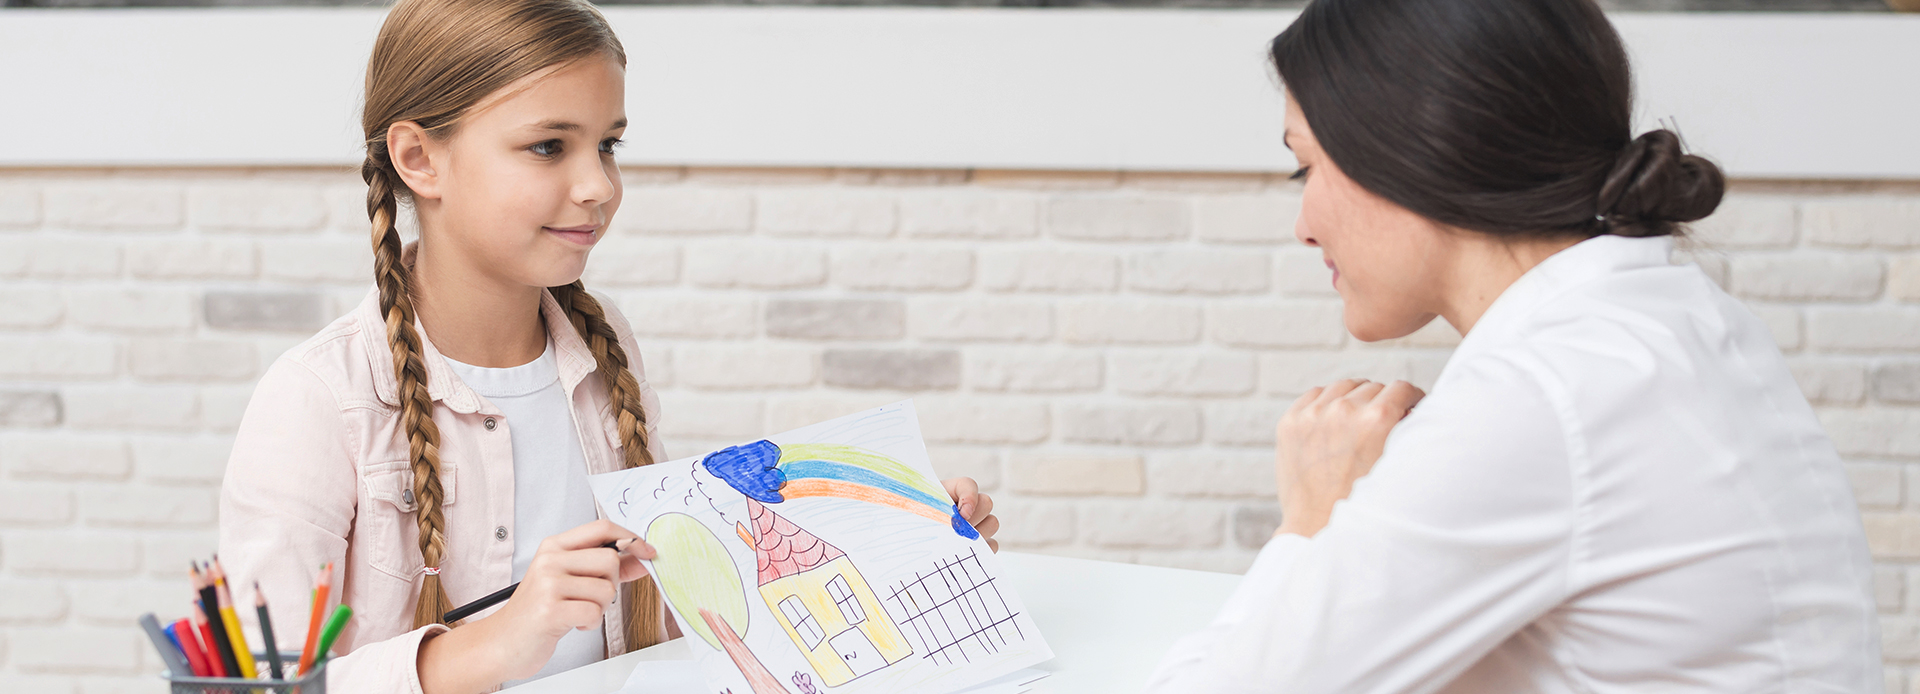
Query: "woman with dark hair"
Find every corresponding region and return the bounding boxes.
[1145,0,1881,691]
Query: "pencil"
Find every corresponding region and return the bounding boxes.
[253,582,284,680]
[139,613,192,678]
[312,605,353,667]
[191,597,230,677]
[210,558,259,679]
[443,539,627,624]
[170,618,212,677]
[297,562,332,677]
[194,563,242,678]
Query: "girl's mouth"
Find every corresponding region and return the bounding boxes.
[544,224,599,246]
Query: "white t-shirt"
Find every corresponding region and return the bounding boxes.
[444,339,605,684]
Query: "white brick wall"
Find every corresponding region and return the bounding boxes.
[1,167,1916,689]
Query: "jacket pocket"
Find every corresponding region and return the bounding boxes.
[358,459,458,580]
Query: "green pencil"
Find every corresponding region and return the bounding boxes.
[311,605,353,668]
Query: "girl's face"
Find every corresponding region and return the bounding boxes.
[1285,93,1449,342]
[407,56,627,290]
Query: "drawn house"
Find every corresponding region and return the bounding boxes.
[735,498,913,686]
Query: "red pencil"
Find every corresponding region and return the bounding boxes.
[191,599,230,678]
[297,562,333,677]
[172,617,212,677]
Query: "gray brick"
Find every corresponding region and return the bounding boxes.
[188,182,328,232]
[44,182,184,231]
[0,391,61,427]
[821,349,960,390]
[1047,196,1190,241]
[0,184,40,229]
[1808,307,1920,352]
[1730,252,1883,301]
[1876,362,1920,405]
[1058,402,1201,446]
[1804,198,1920,249]
[1233,504,1285,549]
[766,299,904,340]
[202,290,329,332]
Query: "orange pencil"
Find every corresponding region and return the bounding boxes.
[297,562,333,677]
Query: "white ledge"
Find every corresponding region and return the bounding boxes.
[2,8,1916,178]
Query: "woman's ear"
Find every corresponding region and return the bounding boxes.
[388,121,443,201]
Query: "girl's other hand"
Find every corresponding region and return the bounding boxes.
[944,477,1000,553]
[418,519,653,692]
[1274,379,1425,539]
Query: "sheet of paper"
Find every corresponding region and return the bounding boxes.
[590,401,1054,694]
[618,659,707,694]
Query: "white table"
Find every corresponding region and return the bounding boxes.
[503,552,1243,694]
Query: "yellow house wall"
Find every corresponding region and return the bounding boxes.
[759,555,915,685]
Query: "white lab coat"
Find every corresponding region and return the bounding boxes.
[1147,235,1882,693]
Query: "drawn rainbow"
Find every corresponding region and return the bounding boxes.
[701,440,980,540]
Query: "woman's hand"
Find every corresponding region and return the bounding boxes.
[1274,379,1425,539]
[943,477,1000,552]
[418,519,654,693]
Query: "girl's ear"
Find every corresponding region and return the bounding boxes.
[388,121,443,200]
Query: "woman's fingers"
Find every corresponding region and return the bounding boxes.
[1375,381,1427,418]
[1343,380,1387,404]
[1314,378,1368,406]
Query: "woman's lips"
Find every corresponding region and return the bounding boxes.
[1326,257,1340,288]
[544,225,599,246]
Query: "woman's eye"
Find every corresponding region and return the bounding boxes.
[600,138,625,155]
[530,140,562,157]
[1289,165,1312,181]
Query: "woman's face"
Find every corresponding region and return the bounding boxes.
[1286,94,1449,342]
[411,55,628,290]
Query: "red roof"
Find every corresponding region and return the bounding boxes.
[747,498,846,586]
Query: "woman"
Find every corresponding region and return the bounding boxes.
[1146,0,1881,691]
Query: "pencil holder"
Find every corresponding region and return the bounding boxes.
[162,651,326,694]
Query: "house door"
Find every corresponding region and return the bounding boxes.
[828,627,887,679]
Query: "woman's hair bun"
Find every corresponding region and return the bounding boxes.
[1595,130,1726,237]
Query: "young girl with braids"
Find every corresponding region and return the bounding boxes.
[217,0,999,691]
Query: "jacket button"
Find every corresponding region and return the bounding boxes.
[495,526,509,541]
[483,417,497,431]
[402,488,414,507]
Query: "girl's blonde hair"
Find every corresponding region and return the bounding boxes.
[360,0,664,652]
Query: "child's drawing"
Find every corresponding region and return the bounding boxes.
[589,401,1052,694]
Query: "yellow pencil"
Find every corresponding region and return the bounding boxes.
[211,558,259,679]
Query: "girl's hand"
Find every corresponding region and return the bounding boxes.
[1274,379,1425,539]
[943,477,1000,552]
[418,520,654,692]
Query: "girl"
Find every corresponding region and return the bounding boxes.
[218,1,998,691]
[1148,0,1880,691]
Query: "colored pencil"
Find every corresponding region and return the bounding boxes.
[140,613,192,677]
[172,617,213,677]
[210,558,259,679]
[194,563,243,678]
[444,540,626,624]
[311,605,353,667]
[191,597,231,678]
[297,562,333,677]
[253,582,284,680]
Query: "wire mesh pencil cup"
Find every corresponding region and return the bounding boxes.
[163,651,326,694]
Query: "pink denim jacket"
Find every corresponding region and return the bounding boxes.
[218,278,667,694]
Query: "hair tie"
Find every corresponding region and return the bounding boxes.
[421,566,441,577]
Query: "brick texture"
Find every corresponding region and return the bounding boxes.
[5,169,1920,681]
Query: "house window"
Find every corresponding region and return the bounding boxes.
[827,574,866,627]
[779,596,826,648]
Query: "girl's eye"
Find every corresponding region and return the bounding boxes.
[600,137,625,155]
[1288,166,1312,181]
[531,140,562,157]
